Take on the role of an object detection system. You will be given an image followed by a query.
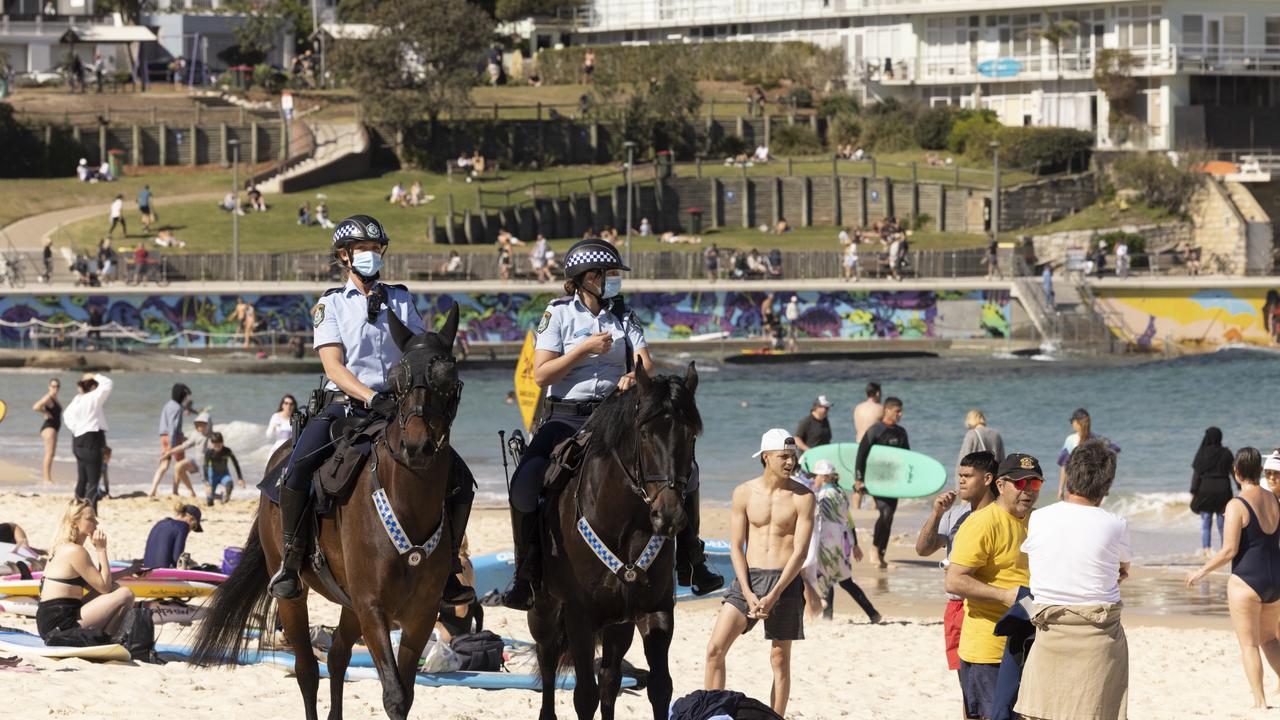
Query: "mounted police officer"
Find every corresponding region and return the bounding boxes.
[502,238,724,610]
[268,214,475,606]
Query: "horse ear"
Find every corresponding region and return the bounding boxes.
[388,306,414,352]
[439,303,460,348]
[684,361,698,394]
[634,361,651,391]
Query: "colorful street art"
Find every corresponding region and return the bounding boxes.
[1094,287,1280,348]
[0,289,1012,347]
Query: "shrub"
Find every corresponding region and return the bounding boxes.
[713,133,749,158]
[252,63,286,92]
[1002,127,1093,174]
[771,124,824,155]
[915,106,954,150]
[947,110,1000,154]
[786,86,814,109]
[535,42,846,89]
[827,114,863,147]
[816,93,860,119]
[1110,153,1199,213]
[861,113,915,152]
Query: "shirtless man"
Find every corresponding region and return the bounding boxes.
[853,381,883,442]
[705,428,815,717]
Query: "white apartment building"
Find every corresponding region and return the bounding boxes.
[563,0,1280,151]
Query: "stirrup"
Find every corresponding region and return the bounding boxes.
[268,566,304,600]
[689,562,725,596]
[500,578,535,611]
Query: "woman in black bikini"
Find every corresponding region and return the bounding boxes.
[36,500,135,642]
[31,378,61,485]
[1187,448,1280,709]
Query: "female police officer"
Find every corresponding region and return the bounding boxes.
[502,238,723,609]
[268,214,474,606]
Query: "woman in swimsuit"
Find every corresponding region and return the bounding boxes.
[32,378,61,485]
[1187,447,1280,709]
[36,500,135,642]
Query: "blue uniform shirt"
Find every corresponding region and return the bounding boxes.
[534,295,647,402]
[311,279,426,393]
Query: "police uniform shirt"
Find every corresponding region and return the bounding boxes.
[534,296,647,402]
[311,279,426,393]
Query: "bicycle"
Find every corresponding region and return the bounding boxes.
[0,254,26,288]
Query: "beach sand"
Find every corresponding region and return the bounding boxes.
[0,491,1260,719]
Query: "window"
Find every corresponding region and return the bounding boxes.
[1267,17,1280,49]
[1224,16,1245,47]
[1184,15,1203,46]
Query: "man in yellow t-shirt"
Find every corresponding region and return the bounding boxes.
[945,453,1041,720]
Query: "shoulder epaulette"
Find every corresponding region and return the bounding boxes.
[549,295,574,307]
[321,287,343,297]
[383,283,409,292]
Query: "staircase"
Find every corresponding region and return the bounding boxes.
[258,122,369,194]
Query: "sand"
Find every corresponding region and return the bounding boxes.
[0,491,1265,719]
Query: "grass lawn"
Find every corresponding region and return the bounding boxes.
[1000,200,1179,240]
[53,166,987,256]
[0,170,237,228]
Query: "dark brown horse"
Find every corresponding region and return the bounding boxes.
[190,305,464,720]
[531,363,702,720]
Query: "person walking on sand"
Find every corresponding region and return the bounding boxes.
[1191,427,1235,557]
[1187,448,1280,710]
[793,395,833,455]
[149,383,197,498]
[1016,440,1132,720]
[946,453,1040,720]
[855,396,908,569]
[956,409,1005,481]
[61,373,112,506]
[32,377,62,485]
[1055,408,1119,500]
[852,381,883,442]
[916,451,997,703]
[705,429,815,717]
[804,459,881,623]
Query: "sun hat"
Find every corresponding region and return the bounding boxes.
[811,459,836,475]
[753,428,797,458]
[1264,452,1280,474]
[194,411,211,425]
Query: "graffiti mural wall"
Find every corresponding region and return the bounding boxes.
[0,289,1012,347]
[1094,287,1280,349]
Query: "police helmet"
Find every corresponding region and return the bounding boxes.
[331,215,390,252]
[562,238,630,278]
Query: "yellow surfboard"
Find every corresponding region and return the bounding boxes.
[513,330,543,434]
[0,579,216,600]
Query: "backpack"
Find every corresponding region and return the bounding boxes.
[114,606,161,663]
[450,630,504,672]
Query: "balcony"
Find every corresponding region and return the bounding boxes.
[869,46,1176,86]
[1177,44,1280,75]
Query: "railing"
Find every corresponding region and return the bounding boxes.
[1177,44,1280,74]
[14,105,277,126]
[879,45,1176,84]
[1215,149,1280,171]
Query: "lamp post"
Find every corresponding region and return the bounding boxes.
[990,140,1001,246]
[623,140,636,267]
[229,138,240,282]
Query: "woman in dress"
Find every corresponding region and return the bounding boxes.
[266,394,297,452]
[32,378,61,485]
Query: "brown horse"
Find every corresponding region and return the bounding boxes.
[530,363,702,720]
[190,305,464,720]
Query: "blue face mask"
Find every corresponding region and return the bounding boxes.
[602,275,623,299]
[351,250,383,277]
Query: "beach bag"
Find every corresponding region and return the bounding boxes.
[450,630,504,671]
[222,546,243,575]
[114,606,161,663]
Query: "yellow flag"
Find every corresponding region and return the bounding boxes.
[513,330,542,433]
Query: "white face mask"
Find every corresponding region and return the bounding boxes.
[602,275,622,299]
[351,250,384,277]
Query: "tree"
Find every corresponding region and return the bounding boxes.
[95,0,153,25]
[331,0,493,161]
[1093,49,1140,145]
[592,69,703,159]
[494,0,584,21]
[1032,19,1079,127]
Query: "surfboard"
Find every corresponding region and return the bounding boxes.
[0,630,131,662]
[0,598,204,624]
[0,399,7,424]
[4,567,227,584]
[800,442,947,499]
[0,578,216,599]
[469,541,735,602]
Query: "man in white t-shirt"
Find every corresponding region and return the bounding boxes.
[1016,439,1131,720]
[107,194,126,237]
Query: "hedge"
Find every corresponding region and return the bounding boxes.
[535,42,846,89]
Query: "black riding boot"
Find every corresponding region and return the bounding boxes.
[676,488,725,596]
[501,508,539,610]
[443,493,476,606]
[268,486,310,600]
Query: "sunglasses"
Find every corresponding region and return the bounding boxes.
[1003,476,1044,492]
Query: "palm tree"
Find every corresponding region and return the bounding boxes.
[1033,19,1080,127]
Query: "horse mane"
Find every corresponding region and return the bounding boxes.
[581,374,702,458]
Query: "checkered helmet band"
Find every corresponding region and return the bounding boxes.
[331,214,390,251]
[563,239,629,276]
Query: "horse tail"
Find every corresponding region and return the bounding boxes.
[188,519,272,667]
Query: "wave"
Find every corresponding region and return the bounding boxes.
[1102,491,1197,530]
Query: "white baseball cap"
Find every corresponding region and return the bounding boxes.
[194,412,211,425]
[753,428,797,458]
[811,459,836,475]
[1265,452,1280,474]
[814,395,833,408]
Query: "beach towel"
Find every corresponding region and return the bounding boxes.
[1014,603,1128,720]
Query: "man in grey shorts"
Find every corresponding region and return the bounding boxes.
[704,428,815,717]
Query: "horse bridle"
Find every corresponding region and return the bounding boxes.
[609,402,692,508]
[389,350,463,458]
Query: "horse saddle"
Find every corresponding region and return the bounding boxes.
[543,430,592,494]
[317,414,388,501]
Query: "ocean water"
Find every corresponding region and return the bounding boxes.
[2,347,1277,562]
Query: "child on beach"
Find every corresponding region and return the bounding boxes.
[203,432,243,505]
[156,412,212,499]
[705,429,815,717]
